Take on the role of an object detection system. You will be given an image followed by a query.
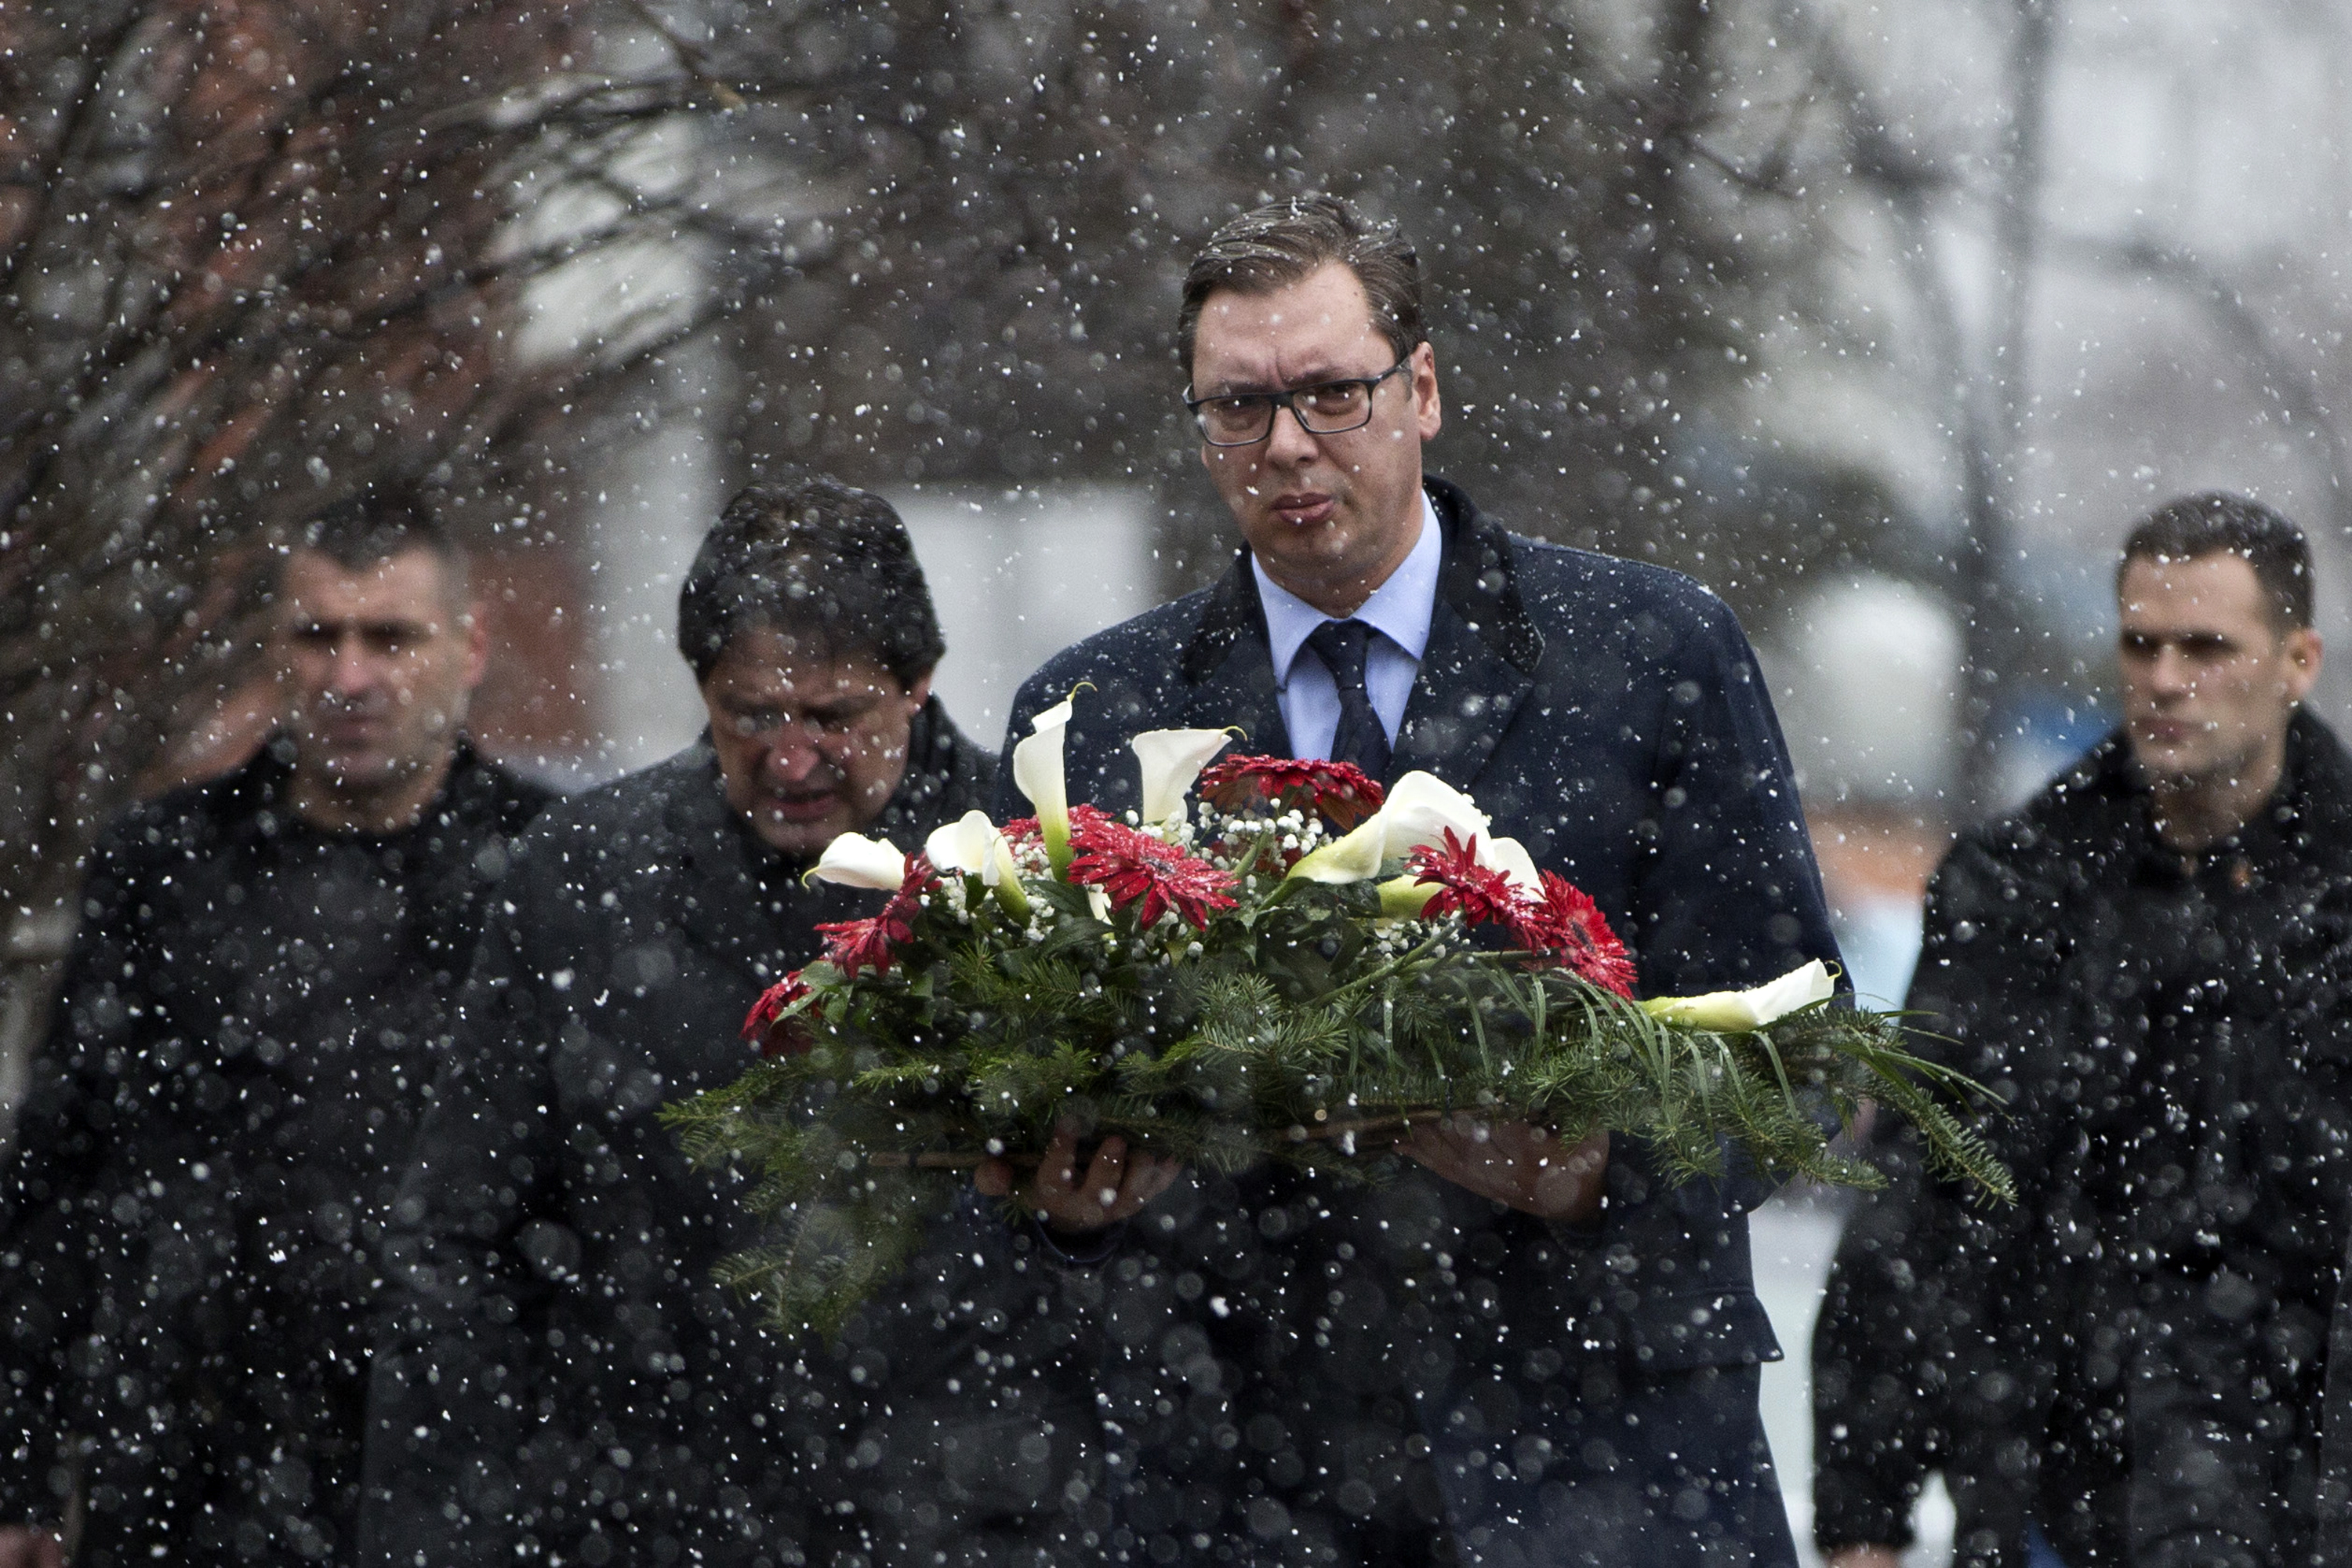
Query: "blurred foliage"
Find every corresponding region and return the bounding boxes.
[0,0,1873,934]
[676,0,1831,586]
[0,0,750,933]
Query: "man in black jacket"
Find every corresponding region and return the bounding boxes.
[358,475,1047,1568]
[987,195,1842,1566]
[1812,494,2352,1568]
[0,495,551,1567]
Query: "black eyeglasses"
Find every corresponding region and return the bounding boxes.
[1183,360,1410,447]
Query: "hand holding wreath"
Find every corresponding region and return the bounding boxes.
[974,1120,1181,1232]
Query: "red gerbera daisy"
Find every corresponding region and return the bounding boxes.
[742,971,818,1057]
[813,854,938,978]
[1197,755,1386,830]
[1067,812,1239,928]
[1512,871,1636,997]
[1403,829,1526,931]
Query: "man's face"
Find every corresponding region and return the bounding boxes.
[700,627,931,858]
[2117,551,2321,789]
[1189,261,1443,612]
[275,546,485,796]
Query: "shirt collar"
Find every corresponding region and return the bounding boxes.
[1254,488,1443,689]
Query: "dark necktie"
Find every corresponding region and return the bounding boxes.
[1305,618,1392,780]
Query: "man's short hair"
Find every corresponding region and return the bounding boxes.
[678,474,945,686]
[2118,492,2314,630]
[1177,194,1425,381]
[289,488,469,603]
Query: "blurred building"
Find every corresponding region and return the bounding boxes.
[1762,575,1960,1006]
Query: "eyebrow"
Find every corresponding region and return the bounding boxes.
[1203,365,1378,396]
[2118,630,2238,648]
[292,616,437,635]
[720,688,879,712]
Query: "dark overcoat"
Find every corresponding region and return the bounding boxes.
[358,707,1120,1567]
[0,741,550,1566]
[1813,715,2352,1568]
[993,477,1841,1566]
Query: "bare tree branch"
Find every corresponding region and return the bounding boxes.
[2064,232,2352,537]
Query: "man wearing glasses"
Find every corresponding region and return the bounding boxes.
[989,195,1840,1566]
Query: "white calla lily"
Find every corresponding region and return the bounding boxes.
[1370,771,1491,858]
[985,833,1032,920]
[924,810,999,877]
[1013,695,1077,874]
[926,809,1031,920]
[1287,815,1389,884]
[1376,873,1441,918]
[1477,835,1544,896]
[1642,960,1836,1032]
[984,831,1023,888]
[805,833,908,891]
[1131,728,1233,824]
[1287,770,1491,884]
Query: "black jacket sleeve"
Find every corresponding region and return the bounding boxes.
[0,818,176,1523]
[1627,583,1843,1003]
[1809,835,2040,1555]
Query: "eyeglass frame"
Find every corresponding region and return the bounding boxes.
[1181,358,1414,448]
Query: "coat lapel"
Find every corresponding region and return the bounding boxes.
[1179,551,1294,756]
[1388,477,1542,792]
[659,746,811,986]
[1390,601,1537,793]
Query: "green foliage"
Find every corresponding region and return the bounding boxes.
[663,799,2009,1341]
[666,917,2005,1343]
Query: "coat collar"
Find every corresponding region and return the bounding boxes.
[1175,475,1543,788]
[218,734,501,844]
[2034,708,2352,882]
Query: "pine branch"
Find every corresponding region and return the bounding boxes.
[663,814,2010,1341]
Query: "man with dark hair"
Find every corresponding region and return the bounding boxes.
[360,473,1039,1566]
[0,492,550,1567]
[989,192,1842,1566]
[2122,490,2316,628]
[1812,492,2352,1567]
[680,475,953,858]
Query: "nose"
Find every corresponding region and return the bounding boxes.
[327,633,377,697]
[760,722,826,784]
[2147,645,2195,698]
[1262,400,1323,466]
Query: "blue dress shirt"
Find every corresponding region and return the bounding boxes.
[1250,488,1442,761]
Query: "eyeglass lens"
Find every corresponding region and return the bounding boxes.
[1196,380,1375,442]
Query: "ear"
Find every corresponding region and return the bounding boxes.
[1410,340,1443,441]
[2285,626,2324,702]
[908,670,934,712]
[462,597,492,691]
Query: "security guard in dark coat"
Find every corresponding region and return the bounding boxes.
[0,499,551,1567]
[985,196,1842,1567]
[359,476,1062,1568]
[1813,495,2352,1568]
